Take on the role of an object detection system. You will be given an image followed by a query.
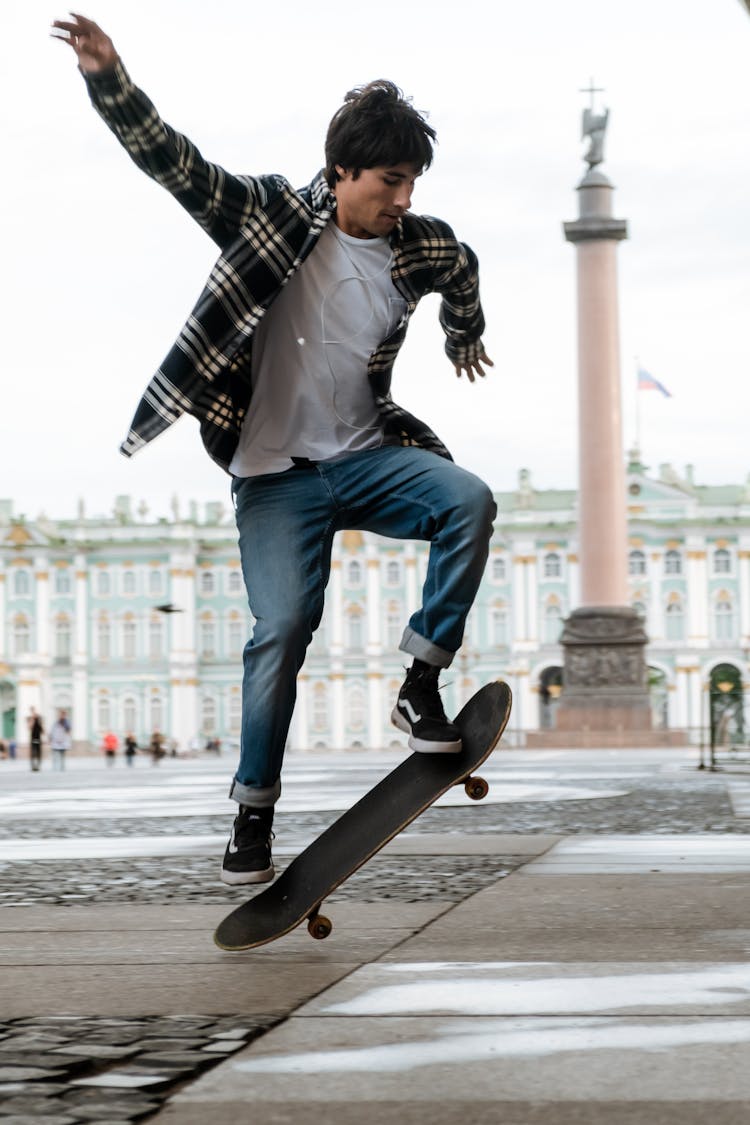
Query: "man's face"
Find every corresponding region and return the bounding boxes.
[333,163,421,239]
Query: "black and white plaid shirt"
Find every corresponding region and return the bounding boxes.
[85,62,487,472]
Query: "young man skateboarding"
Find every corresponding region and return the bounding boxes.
[53,13,497,887]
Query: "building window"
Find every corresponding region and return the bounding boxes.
[312,683,328,734]
[385,601,401,649]
[97,618,111,660]
[122,569,136,595]
[543,552,562,578]
[346,560,363,587]
[346,607,364,651]
[664,550,682,576]
[13,616,30,656]
[229,691,241,734]
[491,556,506,582]
[55,568,72,595]
[13,569,30,597]
[714,598,735,641]
[386,560,401,586]
[201,696,217,735]
[665,601,685,642]
[632,601,647,619]
[123,621,137,659]
[200,570,216,595]
[228,617,244,658]
[149,568,163,596]
[348,684,366,733]
[492,607,508,647]
[54,617,72,659]
[628,550,646,576]
[149,618,164,660]
[714,548,731,575]
[123,697,137,733]
[149,695,164,733]
[200,619,216,658]
[227,569,243,594]
[96,569,111,596]
[543,603,563,644]
[97,693,111,731]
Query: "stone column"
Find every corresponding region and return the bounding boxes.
[556,145,651,734]
[737,547,750,644]
[0,572,6,660]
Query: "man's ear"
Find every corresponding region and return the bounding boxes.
[334,164,349,181]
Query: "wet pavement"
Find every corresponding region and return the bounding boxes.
[1,745,749,1123]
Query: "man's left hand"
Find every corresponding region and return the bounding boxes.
[454,350,493,383]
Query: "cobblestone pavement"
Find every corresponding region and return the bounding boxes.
[1,749,747,1121]
[0,1014,281,1123]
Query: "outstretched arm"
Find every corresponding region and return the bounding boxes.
[51,13,272,247]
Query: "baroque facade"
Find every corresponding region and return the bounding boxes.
[2,453,749,751]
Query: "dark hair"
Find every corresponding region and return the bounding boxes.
[324,80,436,186]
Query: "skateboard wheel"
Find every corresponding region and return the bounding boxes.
[465,776,489,801]
[308,914,333,940]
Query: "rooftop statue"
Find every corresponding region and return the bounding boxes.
[582,105,609,168]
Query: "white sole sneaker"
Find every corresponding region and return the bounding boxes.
[391,707,462,754]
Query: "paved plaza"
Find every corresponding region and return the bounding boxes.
[1,745,750,1123]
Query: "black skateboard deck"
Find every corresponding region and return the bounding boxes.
[214,679,512,951]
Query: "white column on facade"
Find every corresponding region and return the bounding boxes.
[72,553,89,746]
[649,550,663,641]
[367,671,383,748]
[331,671,345,748]
[291,675,309,750]
[0,572,5,659]
[566,552,580,612]
[738,547,750,644]
[168,545,198,748]
[675,660,701,733]
[34,554,50,658]
[366,551,381,654]
[512,551,537,647]
[330,558,344,655]
[686,545,709,646]
[404,545,419,620]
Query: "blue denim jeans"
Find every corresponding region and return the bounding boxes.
[230,446,496,806]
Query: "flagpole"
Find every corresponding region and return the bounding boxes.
[634,356,641,454]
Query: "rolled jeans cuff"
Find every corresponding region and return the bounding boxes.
[229,776,281,808]
[399,626,454,669]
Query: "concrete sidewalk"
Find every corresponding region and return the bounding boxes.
[3,831,750,1123]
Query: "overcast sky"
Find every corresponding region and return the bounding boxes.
[2,0,749,522]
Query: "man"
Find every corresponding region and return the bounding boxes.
[28,709,44,772]
[53,14,497,887]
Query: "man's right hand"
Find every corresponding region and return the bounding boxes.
[51,12,118,73]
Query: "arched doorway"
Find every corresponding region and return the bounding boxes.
[709,663,744,750]
[0,680,16,742]
[648,666,669,730]
[539,666,563,730]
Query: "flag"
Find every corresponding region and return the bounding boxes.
[637,368,672,398]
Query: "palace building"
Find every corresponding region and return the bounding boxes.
[2,453,749,752]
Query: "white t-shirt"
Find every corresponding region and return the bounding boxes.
[228,222,407,478]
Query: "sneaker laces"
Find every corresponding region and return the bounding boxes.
[403,665,450,721]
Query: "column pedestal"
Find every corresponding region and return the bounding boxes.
[556,606,651,731]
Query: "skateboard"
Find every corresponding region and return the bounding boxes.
[214,679,512,951]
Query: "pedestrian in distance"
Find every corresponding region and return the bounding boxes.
[102,730,118,766]
[149,729,166,766]
[28,709,44,772]
[50,709,72,771]
[52,13,497,888]
[124,731,138,767]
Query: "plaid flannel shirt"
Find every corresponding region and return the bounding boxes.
[85,62,487,472]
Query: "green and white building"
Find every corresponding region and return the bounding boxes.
[2,453,749,752]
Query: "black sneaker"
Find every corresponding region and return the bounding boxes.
[220,806,275,886]
[391,664,462,754]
